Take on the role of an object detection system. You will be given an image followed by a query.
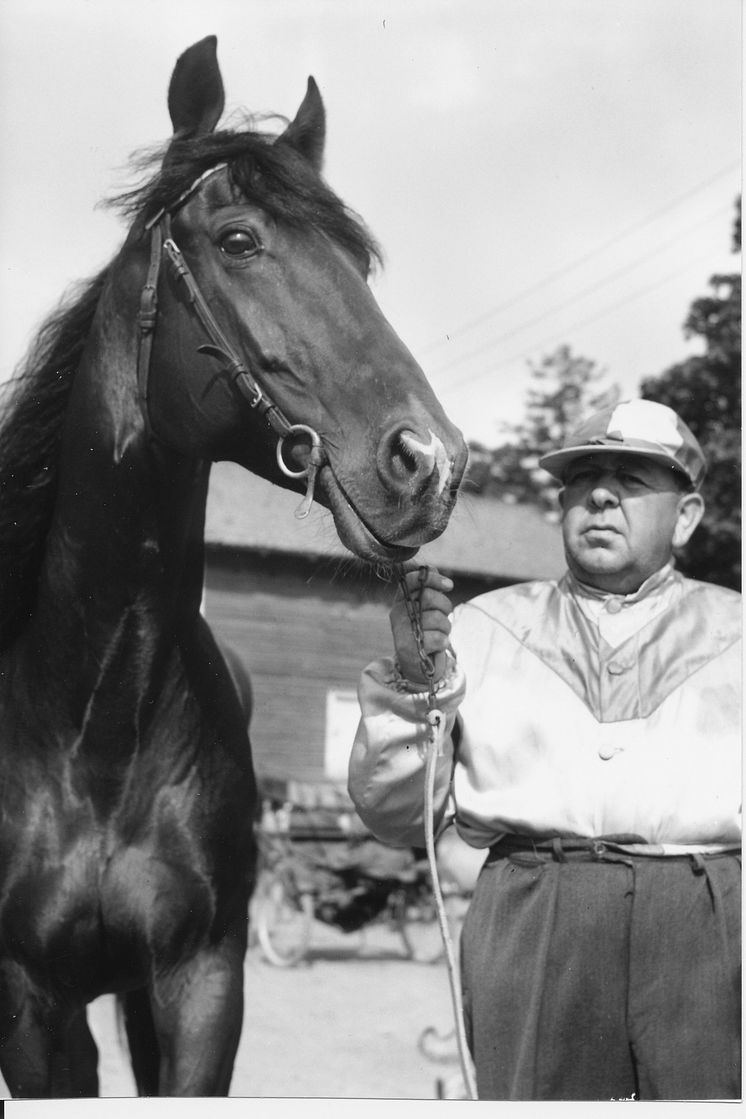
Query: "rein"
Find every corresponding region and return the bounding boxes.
[397,566,478,1101]
[136,164,325,519]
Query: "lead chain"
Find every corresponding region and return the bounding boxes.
[397,566,443,738]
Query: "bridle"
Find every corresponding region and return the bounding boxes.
[136,163,326,519]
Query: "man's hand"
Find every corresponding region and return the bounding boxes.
[390,566,454,685]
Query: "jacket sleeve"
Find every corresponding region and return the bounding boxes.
[347,652,466,847]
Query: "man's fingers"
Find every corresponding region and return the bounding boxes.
[392,592,452,631]
[420,630,450,654]
[418,608,452,635]
[398,565,453,596]
[392,565,454,684]
[419,589,453,614]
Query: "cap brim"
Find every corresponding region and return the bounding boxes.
[538,443,692,483]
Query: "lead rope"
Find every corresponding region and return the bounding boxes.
[396,566,478,1101]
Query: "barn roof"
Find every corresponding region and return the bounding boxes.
[205,461,566,582]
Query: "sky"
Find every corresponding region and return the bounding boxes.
[0,0,741,447]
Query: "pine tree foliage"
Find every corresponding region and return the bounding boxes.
[640,198,741,590]
[465,345,619,516]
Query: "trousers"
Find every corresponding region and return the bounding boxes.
[459,837,741,1101]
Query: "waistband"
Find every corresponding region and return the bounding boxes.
[488,834,741,863]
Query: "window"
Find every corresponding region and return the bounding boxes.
[324,689,361,781]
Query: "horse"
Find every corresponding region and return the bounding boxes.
[0,36,467,1097]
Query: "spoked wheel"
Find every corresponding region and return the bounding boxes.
[254,872,314,967]
[392,887,446,964]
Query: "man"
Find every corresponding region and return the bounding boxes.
[348,399,741,1102]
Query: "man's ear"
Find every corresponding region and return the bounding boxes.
[673,492,705,549]
[557,487,566,512]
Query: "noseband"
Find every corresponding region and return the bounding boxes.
[136,164,325,519]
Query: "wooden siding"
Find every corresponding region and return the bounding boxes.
[206,461,567,583]
[204,552,396,784]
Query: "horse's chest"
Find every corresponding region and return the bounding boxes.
[0,803,110,990]
[0,659,254,990]
[0,762,222,989]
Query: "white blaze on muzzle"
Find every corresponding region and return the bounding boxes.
[400,429,452,495]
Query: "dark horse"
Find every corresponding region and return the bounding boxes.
[0,37,466,1097]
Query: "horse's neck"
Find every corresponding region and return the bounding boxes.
[29,294,210,705]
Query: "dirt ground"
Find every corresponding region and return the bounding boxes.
[1,918,470,1103]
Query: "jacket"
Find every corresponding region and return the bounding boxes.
[348,564,741,851]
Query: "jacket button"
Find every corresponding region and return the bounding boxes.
[607,661,628,675]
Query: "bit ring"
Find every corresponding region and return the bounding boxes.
[276,424,323,479]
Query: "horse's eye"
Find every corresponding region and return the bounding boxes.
[219,229,262,258]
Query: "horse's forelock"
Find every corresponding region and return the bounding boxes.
[111,124,382,272]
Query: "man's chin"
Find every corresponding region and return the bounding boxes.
[567,548,633,591]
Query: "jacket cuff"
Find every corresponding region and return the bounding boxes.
[390,650,459,695]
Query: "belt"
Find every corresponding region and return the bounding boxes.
[488,833,741,863]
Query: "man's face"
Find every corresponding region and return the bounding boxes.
[559,452,701,594]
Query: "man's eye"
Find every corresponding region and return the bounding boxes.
[619,472,645,486]
[219,229,262,258]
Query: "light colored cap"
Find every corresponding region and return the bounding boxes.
[539,399,706,487]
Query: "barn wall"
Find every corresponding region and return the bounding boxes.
[204,550,396,785]
[203,547,505,787]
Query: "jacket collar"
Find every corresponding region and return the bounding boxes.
[566,561,676,606]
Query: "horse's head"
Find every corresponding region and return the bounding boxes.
[137,37,467,563]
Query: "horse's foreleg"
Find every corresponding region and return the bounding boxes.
[149,937,245,1096]
[120,988,160,1095]
[55,1007,100,1096]
[0,967,98,1098]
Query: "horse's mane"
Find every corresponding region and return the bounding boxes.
[0,118,382,651]
[0,271,109,649]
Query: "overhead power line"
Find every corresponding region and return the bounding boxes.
[436,246,720,397]
[417,161,740,361]
[426,202,733,380]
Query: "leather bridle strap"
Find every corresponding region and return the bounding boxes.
[160,220,294,440]
[136,219,163,442]
[135,165,326,518]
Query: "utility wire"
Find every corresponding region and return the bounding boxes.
[417,161,740,360]
[436,246,720,396]
[426,203,733,380]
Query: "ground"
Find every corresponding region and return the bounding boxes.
[1,919,470,1101]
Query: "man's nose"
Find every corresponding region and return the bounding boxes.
[589,481,620,510]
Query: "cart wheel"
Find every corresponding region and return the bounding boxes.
[398,889,466,964]
[390,888,443,964]
[254,872,314,967]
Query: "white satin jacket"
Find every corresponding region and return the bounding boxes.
[348,564,741,852]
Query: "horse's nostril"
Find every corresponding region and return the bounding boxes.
[380,429,426,487]
[378,425,453,496]
[393,433,421,476]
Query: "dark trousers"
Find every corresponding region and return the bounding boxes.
[459,839,741,1101]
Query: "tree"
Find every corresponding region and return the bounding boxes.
[465,344,619,513]
[640,198,741,590]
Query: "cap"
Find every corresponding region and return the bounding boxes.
[539,399,706,488]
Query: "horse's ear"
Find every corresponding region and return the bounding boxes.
[167,36,225,139]
[277,78,326,171]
